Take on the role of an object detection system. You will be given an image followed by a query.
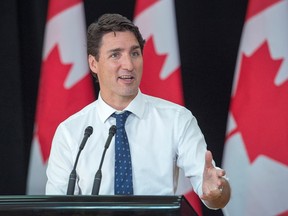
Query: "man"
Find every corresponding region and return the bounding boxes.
[46,13,230,209]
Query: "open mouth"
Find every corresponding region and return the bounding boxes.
[119,75,134,80]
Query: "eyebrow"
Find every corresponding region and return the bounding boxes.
[130,45,141,51]
[107,45,141,54]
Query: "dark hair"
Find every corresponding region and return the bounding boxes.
[87,13,145,61]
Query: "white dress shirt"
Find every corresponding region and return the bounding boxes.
[46,90,210,197]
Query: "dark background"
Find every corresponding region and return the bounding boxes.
[0,0,248,215]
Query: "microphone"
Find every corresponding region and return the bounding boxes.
[91,125,116,195]
[66,126,93,195]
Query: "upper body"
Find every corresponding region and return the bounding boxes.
[46,13,230,209]
[46,91,207,196]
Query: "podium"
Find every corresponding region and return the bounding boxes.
[0,195,198,216]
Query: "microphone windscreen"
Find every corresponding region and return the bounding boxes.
[109,125,117,135]
[85,126,93,136]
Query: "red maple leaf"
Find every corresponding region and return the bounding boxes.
[228,41,288,166]
[140,36,184,105]
[35,45,95,162]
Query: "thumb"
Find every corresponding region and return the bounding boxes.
[204,150,214,170]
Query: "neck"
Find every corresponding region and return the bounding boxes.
[100,92,137,111]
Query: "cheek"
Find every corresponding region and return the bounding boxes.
[136,61,143,76]
[98,64,118,82]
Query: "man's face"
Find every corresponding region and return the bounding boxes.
[89,31,143,104]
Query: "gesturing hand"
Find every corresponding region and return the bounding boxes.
[200,150,227,202]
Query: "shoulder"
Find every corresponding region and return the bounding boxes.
[143,94,189,113]
[53,100,98,143]
[141,93,194,121]
[59,100,97,126]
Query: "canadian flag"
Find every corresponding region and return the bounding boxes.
[222,0,288,215]
[26,0,95,194]
[134,0,202,215]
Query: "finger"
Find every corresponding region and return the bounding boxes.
[204,150,214,169]
[216,168,226,177]
[200,187,222,200]
[216,177,225,187]
[214,176,228,195]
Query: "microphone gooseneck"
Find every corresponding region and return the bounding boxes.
[66,126,93,195]
[91,125,116,195]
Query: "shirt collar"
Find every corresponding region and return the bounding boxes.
[97,89,145,123]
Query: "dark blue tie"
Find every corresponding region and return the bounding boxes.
[112,111,133,195]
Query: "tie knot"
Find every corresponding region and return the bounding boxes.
[112,111,131,127]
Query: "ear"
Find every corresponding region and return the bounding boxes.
[88,54,98,74]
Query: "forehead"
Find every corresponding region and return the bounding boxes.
[100,31,139,50]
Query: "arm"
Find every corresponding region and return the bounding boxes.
[200,151,231,209]
[46,124,77,195]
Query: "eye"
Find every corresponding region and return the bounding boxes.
[110,52,120,59]
[131,50,141,58]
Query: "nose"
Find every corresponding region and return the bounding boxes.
[121,54,134,71]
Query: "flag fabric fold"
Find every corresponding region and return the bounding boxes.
[134,1,202,215]
[222,0,288,215]
[26,0,95,194]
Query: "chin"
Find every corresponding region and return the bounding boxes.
[122,89,138,98]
